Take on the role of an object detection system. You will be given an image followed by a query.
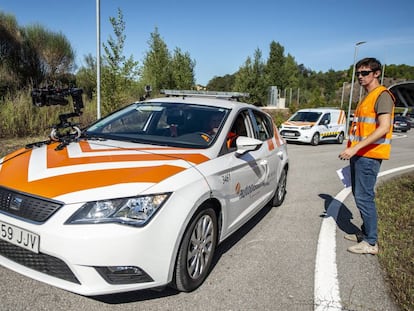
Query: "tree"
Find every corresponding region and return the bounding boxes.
[0,12,23,94]
[265,41,286,89]
[206,74,235,91]
[283,54,300,89]
[234,49,267,105]
[0,11,76,91]
[76,54,96,99]
[170,47,196,89]
[24,24,75,84]
[101,8,139,114]
[140,27,172,93]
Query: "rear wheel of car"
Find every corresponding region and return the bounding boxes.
[337,132,344,144]
[172,205,218,292]
[272,167,287,207]
[311,133,320,146]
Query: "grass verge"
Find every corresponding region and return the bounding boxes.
[376,172,414,311]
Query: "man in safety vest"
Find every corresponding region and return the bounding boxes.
[339,57,395,255]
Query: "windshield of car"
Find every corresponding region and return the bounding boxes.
[289,111,322,122]
[85,102,230,148]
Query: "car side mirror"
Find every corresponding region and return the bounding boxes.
[236,136,263,155]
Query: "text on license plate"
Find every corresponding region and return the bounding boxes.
[0,220,40,253]
[283,132,296,137]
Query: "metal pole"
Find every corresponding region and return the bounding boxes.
[381,63,385,85]
[346,41,366,136]
[340,82,346,109]
[96,0,101,119]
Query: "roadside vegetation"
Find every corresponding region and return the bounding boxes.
[2,9,414,138]
[0,7,413,310]
[376,173,414,311]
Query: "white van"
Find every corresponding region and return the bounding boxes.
[279,108,346,145]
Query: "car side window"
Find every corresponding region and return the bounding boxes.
[251,110,273,141]
[320,113,331,125]
[225,112,249,151]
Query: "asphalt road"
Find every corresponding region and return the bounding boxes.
[0,131,413,311]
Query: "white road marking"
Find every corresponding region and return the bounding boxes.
[314,164,414,311]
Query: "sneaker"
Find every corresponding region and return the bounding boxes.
[344,231,364,242]
[347,241,378,255]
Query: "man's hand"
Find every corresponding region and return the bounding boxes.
[339,146,357,160]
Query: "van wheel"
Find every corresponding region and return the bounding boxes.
[172,205,217,292]
[311,133,320,146]
[337,132,344,144]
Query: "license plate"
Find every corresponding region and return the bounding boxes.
[0,220,40,253]
[283,132,295,137]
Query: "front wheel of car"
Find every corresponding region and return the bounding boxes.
[272,167,287,207]
[311,133,320,146]
[337,132,344,144]
[172,205,218,292]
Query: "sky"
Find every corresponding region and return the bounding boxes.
[1,0,414,86]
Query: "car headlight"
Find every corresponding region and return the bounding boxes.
[66,193,171,226]
[301,125,312,130]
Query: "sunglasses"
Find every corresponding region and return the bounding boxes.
[355,70,373,77]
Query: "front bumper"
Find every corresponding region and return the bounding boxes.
[0,200,185,296]
[280,129,312,143]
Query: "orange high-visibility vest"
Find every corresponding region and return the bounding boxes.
[348,85,395,160]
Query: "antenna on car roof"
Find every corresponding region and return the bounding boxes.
[160,89,249,101]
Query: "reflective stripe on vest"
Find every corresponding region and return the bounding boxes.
[350,135,391,145]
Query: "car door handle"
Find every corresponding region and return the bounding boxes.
[259,159,269,183]
[277,151,284,160]
[259,159,268,166]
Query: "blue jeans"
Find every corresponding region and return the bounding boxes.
[350,155,382,245]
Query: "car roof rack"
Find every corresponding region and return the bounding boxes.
[160,89,249,101]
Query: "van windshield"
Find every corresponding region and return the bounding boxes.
[290,111,322,122]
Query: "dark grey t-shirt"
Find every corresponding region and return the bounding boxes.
[375,91,394,114]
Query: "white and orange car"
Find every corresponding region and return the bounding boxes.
[0,90,288,296]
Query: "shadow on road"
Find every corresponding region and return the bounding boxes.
[91,202,274,304]
[318,193,360,234]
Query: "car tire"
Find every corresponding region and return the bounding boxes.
[336,132,344,144]
[272,167,287,207]
[311,133,320,146]
[172,205,218,292]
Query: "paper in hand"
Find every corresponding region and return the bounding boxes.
[336,165,351,188]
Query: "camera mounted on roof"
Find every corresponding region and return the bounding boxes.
[30,87,84,149]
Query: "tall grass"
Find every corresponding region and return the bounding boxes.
[0,91,97,138]
[376,172,414,311]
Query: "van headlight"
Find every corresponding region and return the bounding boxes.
[301,125,312,130]
[66,193,171,226]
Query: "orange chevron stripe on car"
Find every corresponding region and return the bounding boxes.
[337,110,346,124]
[283,121,315,126]
[47,142,210,168]
[0,142,210,199]
[273,124,284,147]
[267,138,275,151]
